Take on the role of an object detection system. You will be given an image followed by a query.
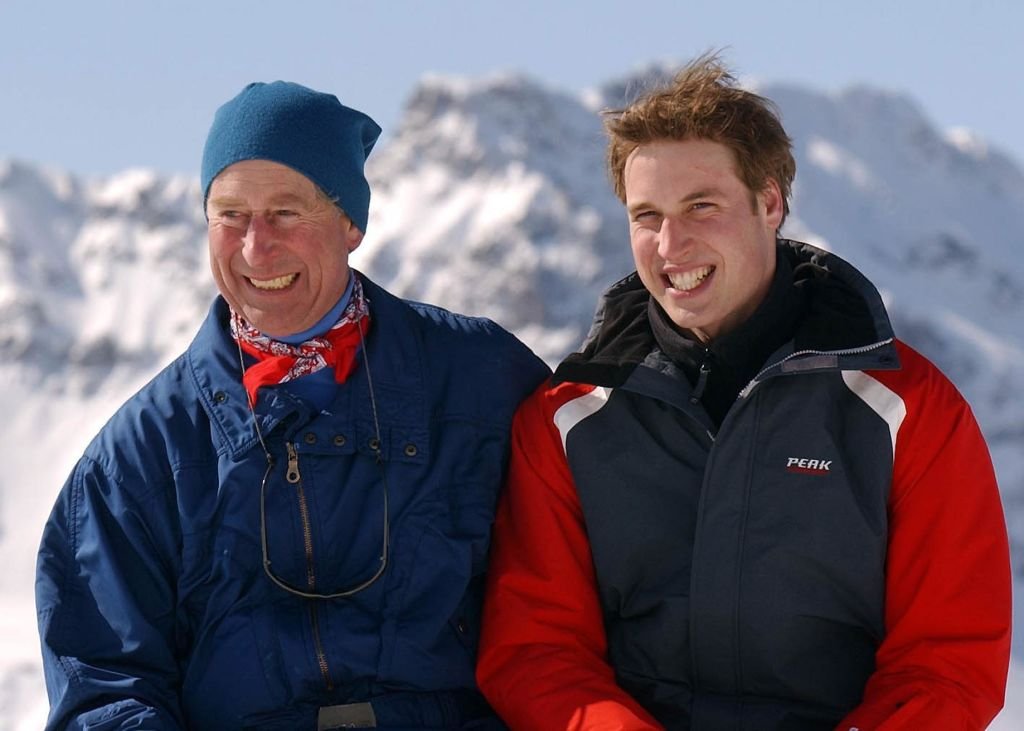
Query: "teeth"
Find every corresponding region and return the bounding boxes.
[668,266,714,292]
[250,274,297,290]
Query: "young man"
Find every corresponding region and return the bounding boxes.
[477,57,1011,730]
[36,81,549,730]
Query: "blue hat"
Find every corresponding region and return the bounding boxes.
[201,81,381,233]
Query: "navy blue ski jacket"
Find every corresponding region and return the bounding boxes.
[36,272,549,730]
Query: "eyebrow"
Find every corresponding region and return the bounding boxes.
[627,188,724,216]
[682,187,724,202]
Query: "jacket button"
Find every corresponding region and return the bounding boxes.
[213,391,227,404]
[304,432,317,445]
[333,434,346,447]
[404,443,418,457]
[368,437,381,451]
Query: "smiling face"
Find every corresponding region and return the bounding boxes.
[206,159,364,338]
[625,138,784,342]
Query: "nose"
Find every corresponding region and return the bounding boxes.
[657,216,693,260]
[241,214,276,262]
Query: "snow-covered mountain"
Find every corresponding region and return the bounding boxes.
[2,68,1023,728]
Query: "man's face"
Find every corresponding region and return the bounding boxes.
[207,159,363,338]
[624,138,783,342]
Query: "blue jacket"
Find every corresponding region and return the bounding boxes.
[36,273,550,730]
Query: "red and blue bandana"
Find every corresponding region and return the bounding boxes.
[230,277,371,404]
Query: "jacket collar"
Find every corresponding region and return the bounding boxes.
[187,271,428,461]
[554,239,899,388]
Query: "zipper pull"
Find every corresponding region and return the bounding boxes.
[690,363,711,404]
[285,442,301,484]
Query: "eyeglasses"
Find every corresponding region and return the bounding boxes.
[239,315,390,600]
[257,442,390,599]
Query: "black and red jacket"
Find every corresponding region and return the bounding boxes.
[478,240,1010,730]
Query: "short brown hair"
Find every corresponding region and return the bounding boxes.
[604,53,796,225]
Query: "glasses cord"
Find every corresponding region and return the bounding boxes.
[235,307,390,599]
[355,315,390,567]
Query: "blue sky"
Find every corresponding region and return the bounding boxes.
[2,0,1020,176]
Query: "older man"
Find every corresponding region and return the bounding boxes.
[477,57,1011,729]
[36,81,549,730]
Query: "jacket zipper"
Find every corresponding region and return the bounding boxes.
[693,337,893,690]
[284,442,334,691]
[738,338,894,399]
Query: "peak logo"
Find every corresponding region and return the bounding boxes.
[786,457,832,475]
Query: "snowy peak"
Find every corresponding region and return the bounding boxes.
[360,73,627,358]
[0,162,209,384]
[759,82,1024,354]
[374,72,614,203]
[585,61,679,112]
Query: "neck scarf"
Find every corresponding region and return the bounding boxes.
[231,276,371,405]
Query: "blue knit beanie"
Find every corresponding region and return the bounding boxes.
[201,81,381,233]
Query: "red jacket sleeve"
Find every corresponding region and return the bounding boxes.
[837,341,1011,730]
[477,382,663,731]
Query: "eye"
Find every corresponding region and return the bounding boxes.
[216,210,248,227]
[271,209,301,226]
[632,210,660,222]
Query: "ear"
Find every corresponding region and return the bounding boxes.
[344,220,365,253]
[759,178,785,231]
